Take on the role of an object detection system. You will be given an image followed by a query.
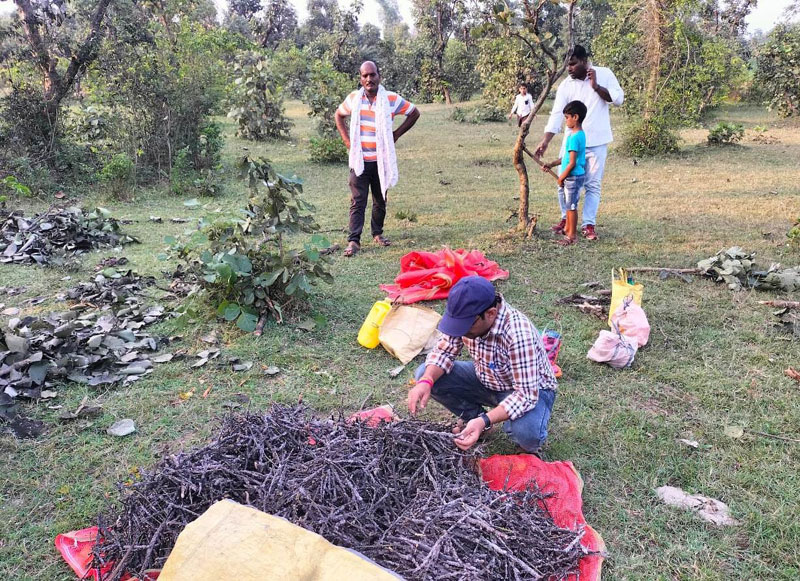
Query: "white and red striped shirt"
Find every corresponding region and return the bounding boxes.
[337,90,415,162]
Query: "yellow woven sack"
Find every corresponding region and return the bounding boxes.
[608,268,644,326]
[159,500,400,581]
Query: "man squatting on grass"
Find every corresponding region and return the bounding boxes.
[408,277,557,453]
[535,45,624,242]
[335,61,420,258]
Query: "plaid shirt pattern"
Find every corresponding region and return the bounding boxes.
[425,299,557,420]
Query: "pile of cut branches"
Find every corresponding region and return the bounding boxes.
[96,405,589,580]
[0,206,137,265]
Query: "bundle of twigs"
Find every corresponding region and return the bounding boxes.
[95,405,588,580]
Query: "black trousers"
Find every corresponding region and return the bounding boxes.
[348,161,386,244]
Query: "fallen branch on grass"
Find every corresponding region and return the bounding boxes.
[95,405,589,580]
[760,300,800,309]
[556,293,610,319]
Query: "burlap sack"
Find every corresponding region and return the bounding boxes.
[379,304,441,364]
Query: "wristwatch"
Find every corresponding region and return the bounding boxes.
[479,412,491,430]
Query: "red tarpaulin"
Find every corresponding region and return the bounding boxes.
[379,248,509,304]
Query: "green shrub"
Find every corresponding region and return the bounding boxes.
[308,137,348,163]
[621,118,679,157]
[228,55,293,141]
[98,153,134,199]
[169,157,333,328]
[788,218,800,246]
[450,103,505,124]
[170,148,222,197]
[707,122,744,145]
[1,176,32,200]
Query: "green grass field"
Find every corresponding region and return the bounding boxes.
[1,100,799,580]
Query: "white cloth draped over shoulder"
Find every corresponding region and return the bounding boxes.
[348,85,398,199]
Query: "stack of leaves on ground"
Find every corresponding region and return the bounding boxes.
[698,247,800,291]
[0,272,172,438]
[96,405,589,580]
[0,206,137,265]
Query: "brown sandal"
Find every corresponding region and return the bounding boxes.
[555,237,577,247]
[373,235,391,247]
[344,241,360,257]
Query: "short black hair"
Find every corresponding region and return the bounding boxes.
[569,45,589,61]
[478,294,502,319]
[563,100,587,124]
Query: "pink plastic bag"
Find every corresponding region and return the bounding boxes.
[587,328,638,368]
[610,296,650,347]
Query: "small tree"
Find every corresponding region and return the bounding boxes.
[174,157,333,328]
[228,54,293,140]
[756,24,800,118]
[11,0,113,149]
[302,61,351,162]
[492,0,578,236]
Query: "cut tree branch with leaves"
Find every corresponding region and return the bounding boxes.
[495,0,577,236]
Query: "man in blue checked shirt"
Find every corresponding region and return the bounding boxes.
[409,276,557,453]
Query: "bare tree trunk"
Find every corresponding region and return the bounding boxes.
[512,0,577,236]
[14,0,113,145]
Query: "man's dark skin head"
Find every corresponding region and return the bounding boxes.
[567,55,588,80]
[567,45,589,80]
[359,61,380,98]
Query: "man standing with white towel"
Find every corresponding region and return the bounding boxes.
[335,61,420,258]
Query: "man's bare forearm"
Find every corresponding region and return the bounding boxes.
[594,85,612,103]
[334,112,350,147]
[393,108,420,143]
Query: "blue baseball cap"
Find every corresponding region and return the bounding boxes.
[438,276,497,337]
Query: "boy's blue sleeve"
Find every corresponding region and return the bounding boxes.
[566,133,578,152]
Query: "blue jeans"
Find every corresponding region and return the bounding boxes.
[415,362,556,452]
[557,144,608,227]
[558,175,585,212]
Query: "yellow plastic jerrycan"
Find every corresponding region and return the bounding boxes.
[357,299,392,349]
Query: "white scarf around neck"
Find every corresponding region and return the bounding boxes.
[348,85,398,199]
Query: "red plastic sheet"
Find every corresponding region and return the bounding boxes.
[379,248,509,304]
[54,526,159,581]
[480,454,605,581]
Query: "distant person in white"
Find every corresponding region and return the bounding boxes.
[508,83,533,127]
[534,45,624,241]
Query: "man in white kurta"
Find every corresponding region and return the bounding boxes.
[534,45,624,241]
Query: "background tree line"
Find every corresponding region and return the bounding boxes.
[0,0,798,196]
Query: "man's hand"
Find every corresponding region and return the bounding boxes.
[453,417,485,451]
[557,177,565,188]
[534,139,549,158]
[507,113,513,119]
[407,382,431,415]
[587,67,598,89]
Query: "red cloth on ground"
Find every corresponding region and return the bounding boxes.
[480,454,605,581]
[54,527,160,580]
[379,248,509,304]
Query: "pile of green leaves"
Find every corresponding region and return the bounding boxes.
[698,247,800,292]
[172,157,333,330]
[0,207,138,265]
[707,122,744,145]
[0,296,171,438]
